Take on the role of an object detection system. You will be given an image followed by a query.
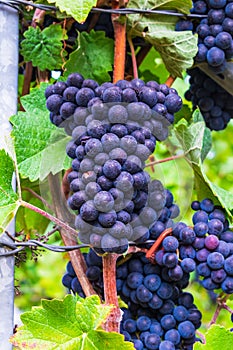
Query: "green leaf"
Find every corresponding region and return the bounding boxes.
[194,325,233,350]
[174,120,233,218]
[10,84,71,182]
[128,0,193,14]
[65,30,114,84]
[10,295,135,350]
[192,110,212,162]
[21,25,67,71]
[127,0,197,77]
[47,0,97,23]
[0,150,19,232]
[174,120,207,164]
[194,164,233,218]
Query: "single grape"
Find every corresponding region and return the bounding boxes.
[177,321,195,339]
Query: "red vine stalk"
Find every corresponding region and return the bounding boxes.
[146,228,173,260]
[127,34,138,79]
[165,75,176,87]
[127,45,152,77]
[112,1,127,82]
[103,254,122,332]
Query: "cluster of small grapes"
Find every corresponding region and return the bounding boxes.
[185,67,233,130]
[62,248,104,297]
[118,252,202,350]
[187,198,233,294]
[176,0,233,72]
[45,73,182,253]
[62,248,201,349]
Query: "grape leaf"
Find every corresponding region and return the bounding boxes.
[194,325,233,350]
[47,0,97,23]
[127,0,197,77]
[174,120,210,164]
[10,84,71,182]
[174,120,233,219]
[20,25,67,71]
[10,295,134,350]
[0,150,19,233]
[192,110,212,162]
[128,0,193,14]
[65,30,114,84]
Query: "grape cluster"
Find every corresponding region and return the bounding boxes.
[187,198,233,293]
[62,248,201,349]
[117,252,201,350]
[176,0,233,72]
[185,67,233,130]
[45,73,182,253]
[62,248,104,298]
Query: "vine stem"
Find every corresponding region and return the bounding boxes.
[196,330,206,344]
[145,154,185,168]
[112,0,127,82]
[127,34,138,79]
[47,174,96,297]
[165,75,176,87]
[20,200,78,238]
[22,187,54,211]
[103,253,122,332]
[146,228,173,260]
[127,45,152,77]
[209,294,230,326]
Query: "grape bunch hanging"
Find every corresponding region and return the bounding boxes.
[175,0,233,131]
[62,197,233,349]
[45,73,182,254]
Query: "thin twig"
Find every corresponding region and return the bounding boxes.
[196,330,206,344]
[21,62,33,102]
[127,44,152,77]
[20,200,78,238]
[22,187,54,211]
[222,303,233,314]
[127,34,138,79]
[145,154,185,167]
[146,228,173,260]
[209,303,222,326]
[209,294,230,326]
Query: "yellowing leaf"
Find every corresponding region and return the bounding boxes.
[10,295,134,350]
